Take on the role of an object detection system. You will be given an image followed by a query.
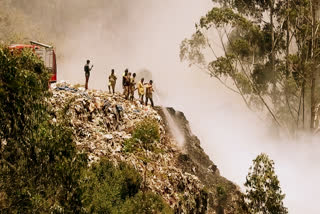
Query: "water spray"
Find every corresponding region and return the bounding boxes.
[154,88,185,148]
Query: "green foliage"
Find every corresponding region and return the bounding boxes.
[0,47,87,213]
[124,138,140,153]
[124,117,160,152]
[245,153,288,214]
[132,118,160,144]
[0,1,44,44]
[120,191,173,214]
[199,7,251,30]
[180,0,320,132]
[0,48,49,139]
[180,32,206,66]
[0,47,172,213]
[81,158,142,213]
[215,185,228,214]
[82,158,172,214]
[0,0,134,45]
[216,185,228,204]
[132,118,160,145]
[209,54,236,77]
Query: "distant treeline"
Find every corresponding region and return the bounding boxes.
[0,0,129,45]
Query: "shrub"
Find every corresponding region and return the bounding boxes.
[216,185,228,214]
[124,117,160,152]
[81,158,142,213]
[82,158,172,214]
[120,191,173,214]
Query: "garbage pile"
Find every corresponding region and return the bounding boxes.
[49,82,206,212]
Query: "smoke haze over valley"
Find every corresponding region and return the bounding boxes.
[5,0,320,213]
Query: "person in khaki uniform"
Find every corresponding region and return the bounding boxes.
[129,73,136,101]
[124,72,131,100]
[137,78,145,104]
[108,69,117,94]
[145,80,154,107]
[122,69,128,95]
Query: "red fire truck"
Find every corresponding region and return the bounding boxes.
[9,41,57,83]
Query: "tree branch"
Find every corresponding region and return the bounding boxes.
[220,28,282,127]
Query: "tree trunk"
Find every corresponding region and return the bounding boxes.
[303,80,305,129]
[286,0,290,78]
[310,0,317,130]
[271,1,275,75]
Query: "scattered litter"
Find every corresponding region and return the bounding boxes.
[104,134,113,140]
[49,82,204,212]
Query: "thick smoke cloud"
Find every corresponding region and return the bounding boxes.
[11,0,320,213]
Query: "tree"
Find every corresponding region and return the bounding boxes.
[244,153,288,214]
[1,0,130,45]
[81,158,173,214]
[0,0,44,44]
[0,47,87,212]
[180,0,320,133]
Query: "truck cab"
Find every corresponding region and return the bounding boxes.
[9,41,57,83]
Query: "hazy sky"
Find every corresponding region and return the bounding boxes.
[54,1,320,213]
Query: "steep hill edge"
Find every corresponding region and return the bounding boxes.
[50,83,246,214]
[156,107,246,214]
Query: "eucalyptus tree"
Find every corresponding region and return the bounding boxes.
[180,0,320,133]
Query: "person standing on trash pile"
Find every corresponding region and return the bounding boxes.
[84,60,93,90]
[122,69,128,95]
[124,72,131,99]
[129,73,136,101]
[137,78,145,104]
[145,80,154,107]
[108,69,117,94]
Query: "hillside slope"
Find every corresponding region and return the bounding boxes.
[49,83,246,214]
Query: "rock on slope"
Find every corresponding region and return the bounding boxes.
[49,83,246,214]
[157,108,247,214]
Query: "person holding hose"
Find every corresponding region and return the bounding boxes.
[129,73,136,101]
[122,69,129,95]
[145,80,154,107]
[137,78,146,104]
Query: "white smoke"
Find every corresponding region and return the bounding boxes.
[41,0,320,213]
